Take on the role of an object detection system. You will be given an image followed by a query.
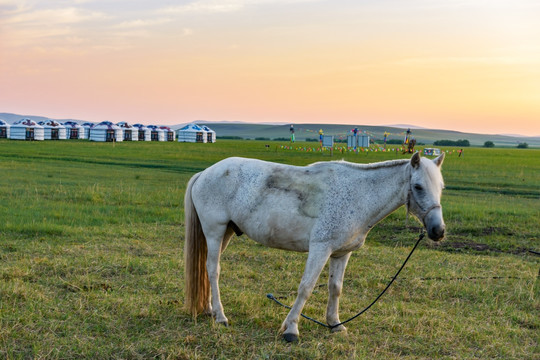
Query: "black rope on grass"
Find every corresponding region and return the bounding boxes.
[267,234,539,329]
[267,231,425,329]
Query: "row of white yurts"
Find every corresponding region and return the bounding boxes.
[87,122,217,143]
[0,119,216,143]
[86,122,177,142]
[0,118,83,141]
[0,119,177,142]
[83,121,175,141]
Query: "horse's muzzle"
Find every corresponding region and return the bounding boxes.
[427,223,445,241]
[424,208,445,241]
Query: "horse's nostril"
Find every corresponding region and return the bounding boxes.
[428,225,445,241]
[437,228,445,240]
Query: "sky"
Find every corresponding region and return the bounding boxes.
[1,0,539,136]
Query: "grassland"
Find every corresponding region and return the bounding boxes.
[0,139,538,359]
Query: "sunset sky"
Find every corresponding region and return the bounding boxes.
[1,0,539,135]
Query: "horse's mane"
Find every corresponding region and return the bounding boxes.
[310,159,409,171]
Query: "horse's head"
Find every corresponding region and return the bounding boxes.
[408,152,446,241]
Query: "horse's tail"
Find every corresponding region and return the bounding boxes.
[184,172,209,317]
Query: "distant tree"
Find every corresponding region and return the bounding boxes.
[517,142,529,149]
[255,137,270,141]
[217,136,243,140]
[433,139,470,147]
[386,139,404,144]
[484,141,495,148]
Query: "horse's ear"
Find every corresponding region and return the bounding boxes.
[411,152,421,169]
[433,152,445,167]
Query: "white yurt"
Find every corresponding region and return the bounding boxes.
[177,123,207,143]
[201,125,216,143]
[63,121,85,139]
[0,119,10,139]
[89,121,123,142]
[38,120,66,140]
[147,125,165,141]
[159,126,176,141]
[133,123,151,141]
[10,118,45,141]
[116,122,138,141]
[82,122,94,139]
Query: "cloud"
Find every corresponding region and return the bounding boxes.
[114,17,172,29]
[3,6,111,25]
[157,0,320,14]
[422,0,540,10]
[394,56,539,67]
[158,1,244,14]
[0,4,112,50]
[0,0,29,11]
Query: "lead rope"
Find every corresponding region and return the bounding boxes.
[267,231,425,329]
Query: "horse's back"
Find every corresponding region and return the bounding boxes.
[191,157,334,251]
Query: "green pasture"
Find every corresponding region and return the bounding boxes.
[0,140,538,359]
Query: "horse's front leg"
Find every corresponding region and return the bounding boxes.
[326,252,351,333]
[281,246,331,342]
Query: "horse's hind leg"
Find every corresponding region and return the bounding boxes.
[200,226,234,318]
[204,224,229,326]
[326,252,351,333]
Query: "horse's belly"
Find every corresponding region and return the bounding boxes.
[255,233,310,252]
[239,211,313,252]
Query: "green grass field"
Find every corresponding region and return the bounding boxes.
[0,140,538,359]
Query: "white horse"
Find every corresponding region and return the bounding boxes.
[184,152,445,342]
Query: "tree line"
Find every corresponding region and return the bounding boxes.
[433,139,470,147]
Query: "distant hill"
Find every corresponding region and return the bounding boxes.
[1,112,538,147]
[195,122,540,147]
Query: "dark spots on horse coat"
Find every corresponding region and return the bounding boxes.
[264,168,326,218]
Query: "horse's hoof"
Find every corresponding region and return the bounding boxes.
[217,320,229,327]
[283,333,298,343]
[330,324,347,333]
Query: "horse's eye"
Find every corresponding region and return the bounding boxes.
[414,184,423,191]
